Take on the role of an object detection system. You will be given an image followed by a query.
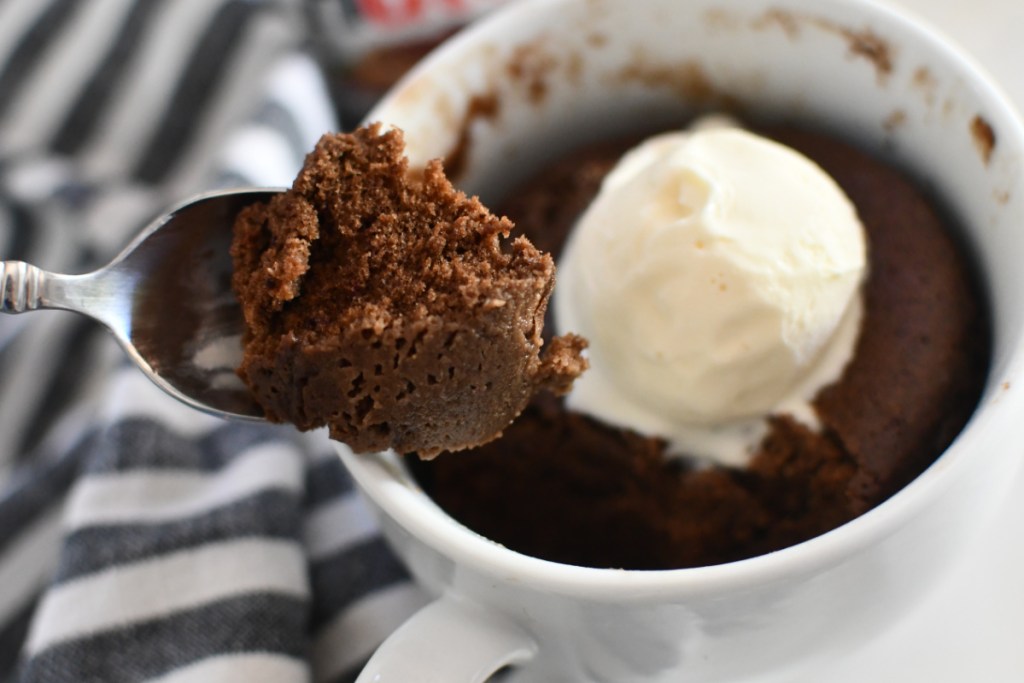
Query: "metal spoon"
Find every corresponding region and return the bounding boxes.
[0,187,281,421]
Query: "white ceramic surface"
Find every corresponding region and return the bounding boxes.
[338,0,1024,680]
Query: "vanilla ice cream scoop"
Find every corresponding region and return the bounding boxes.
[555,124,867,466]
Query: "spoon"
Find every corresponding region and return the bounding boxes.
[0,187,281,421]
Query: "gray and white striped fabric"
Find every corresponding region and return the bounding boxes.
[0,1,428,681]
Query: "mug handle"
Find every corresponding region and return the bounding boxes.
[355,593,538,682]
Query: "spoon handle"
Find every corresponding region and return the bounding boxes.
[0,260,49,314]
[0,260,120,330]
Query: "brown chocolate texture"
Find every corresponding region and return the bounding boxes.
[232,124,586,457]
[412,125,989,568]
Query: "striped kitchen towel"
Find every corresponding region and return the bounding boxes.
[0,1,435,681]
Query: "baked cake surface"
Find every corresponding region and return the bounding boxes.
[231,124,586,457]
[412,126,990,568]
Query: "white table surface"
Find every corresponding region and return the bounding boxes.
[827,1,1024,680]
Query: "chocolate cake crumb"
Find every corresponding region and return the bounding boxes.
[753,10,895,82]
[444,93,501,180]
[970,115,996,165]
[231,124,587,457]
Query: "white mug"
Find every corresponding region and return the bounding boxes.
[338,0,1024,680]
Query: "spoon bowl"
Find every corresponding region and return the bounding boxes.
[0,187,281,420]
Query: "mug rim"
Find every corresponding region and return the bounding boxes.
[341,0,1024,601]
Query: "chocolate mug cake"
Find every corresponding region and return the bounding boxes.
[232,118,989,571]
[335,1,1024,680]
[410,123,990,570]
